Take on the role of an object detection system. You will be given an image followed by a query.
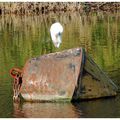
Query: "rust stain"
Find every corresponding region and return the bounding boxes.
[21,48,82,101]
[10,47,117,102]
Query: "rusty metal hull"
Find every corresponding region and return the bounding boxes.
[20,48,117,102]
[21,48,83,101]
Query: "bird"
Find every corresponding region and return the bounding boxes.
[50,22,63,48]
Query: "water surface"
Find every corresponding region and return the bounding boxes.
[0,12,120,118]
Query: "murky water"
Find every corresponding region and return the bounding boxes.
[0,11,120,118]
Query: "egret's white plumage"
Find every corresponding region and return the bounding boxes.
[50,22,63,48]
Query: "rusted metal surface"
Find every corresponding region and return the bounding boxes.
[10,67,22,79]
[10,68,23,102]
[21,48,83,101]
[10,47,117,102]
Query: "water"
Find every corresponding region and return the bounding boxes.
[0,11,120,118]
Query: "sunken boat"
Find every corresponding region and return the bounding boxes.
[10,48,118,102]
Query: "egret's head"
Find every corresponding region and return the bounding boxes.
[50,22,63,48]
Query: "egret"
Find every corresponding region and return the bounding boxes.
[50,22,63,48]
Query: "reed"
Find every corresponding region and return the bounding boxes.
[0,2,120,15]
[0,2,83,15]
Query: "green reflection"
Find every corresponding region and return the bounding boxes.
[0,12,120,117]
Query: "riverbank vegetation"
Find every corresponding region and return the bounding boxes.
[0,2,120,15]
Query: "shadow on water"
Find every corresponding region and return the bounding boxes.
[72,94,120,118]
[0,11,120,117]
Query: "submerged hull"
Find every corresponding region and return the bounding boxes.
[73,53,117,100]
[18,48,117,102]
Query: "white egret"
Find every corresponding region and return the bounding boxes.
[50,22,63,48]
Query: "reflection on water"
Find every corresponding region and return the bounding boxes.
[0,11,120,117]
[13,102,82,118]
[13,96,120,118]
[73,96,120,118]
